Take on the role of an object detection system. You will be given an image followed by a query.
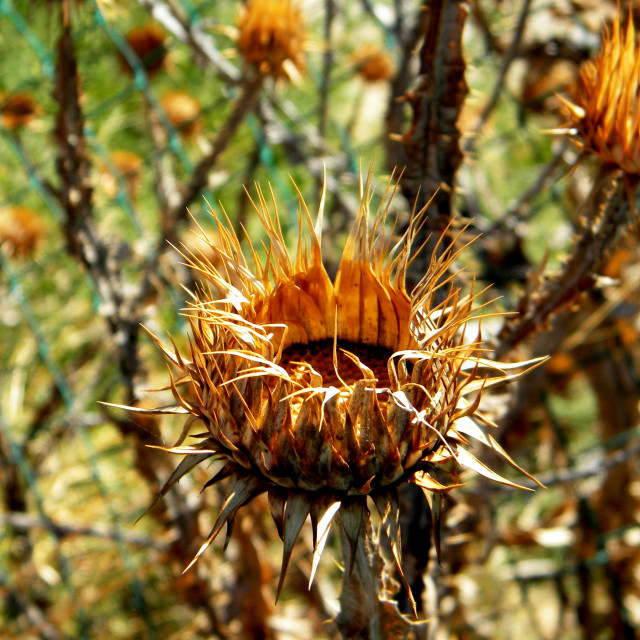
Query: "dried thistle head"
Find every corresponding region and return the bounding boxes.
[0,207,45,258]
[1,93,41,130]
[351,44,396,83]
[123,23,168,77]
[119,172,540,601]
[160,91,202,139]
[563,14,640,173]
[237,0,306,82]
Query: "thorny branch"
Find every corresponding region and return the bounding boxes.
[496,166,629,356]
[54,0,142,398]
[392,0,469,619]
[171,74,263,229]
[51,7,229,637]
[398,0,468,220]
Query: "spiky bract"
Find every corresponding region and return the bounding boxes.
[121,173,540,599]
[564,15,640,173]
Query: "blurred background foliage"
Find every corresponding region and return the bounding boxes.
[1,0,640,638]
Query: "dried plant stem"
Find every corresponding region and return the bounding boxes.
[386,7,427,172]
[397,0,469,285]
[0,511,170,549]
[336,519,383,639]
[497,165,628,357]
[54,0,142,398]
[318,0,335,139]
[335,517,426,639]
[491,140,572,231]
[400,0,468,214]
[170,74,263,232]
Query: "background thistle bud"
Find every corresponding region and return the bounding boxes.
[351,44,396,83]
[123,22,168,77]
[1,93,41,130]
[237,0,306,82]
[0,206,45,258]
[99,151,143,201]
[160,91,202,139]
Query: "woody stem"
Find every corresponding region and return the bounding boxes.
[335,516,383,640]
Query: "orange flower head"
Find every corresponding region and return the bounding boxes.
[237,0,306,81]
[160,91,202,138]
[0,207,45,258]
[117,172,541,602]
[351,44,396,83]
[564,15,640,173]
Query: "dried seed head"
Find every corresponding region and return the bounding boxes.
[0,207,45,258]
[237,0,306,82]
[160,91,202,139]
[1,93,41,130]
[351,44,395,83]
[119,172,541,600]
[563,14,640,173]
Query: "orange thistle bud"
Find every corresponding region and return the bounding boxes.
[351,44,396,83]
[112,171,542,601]
[123,23,168,77]
[160,91,202,139]
[100,151,143,201]
[0,93,41,130]
[563,14,640,173]
[237,0,306,82]
[0,206,45,258]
